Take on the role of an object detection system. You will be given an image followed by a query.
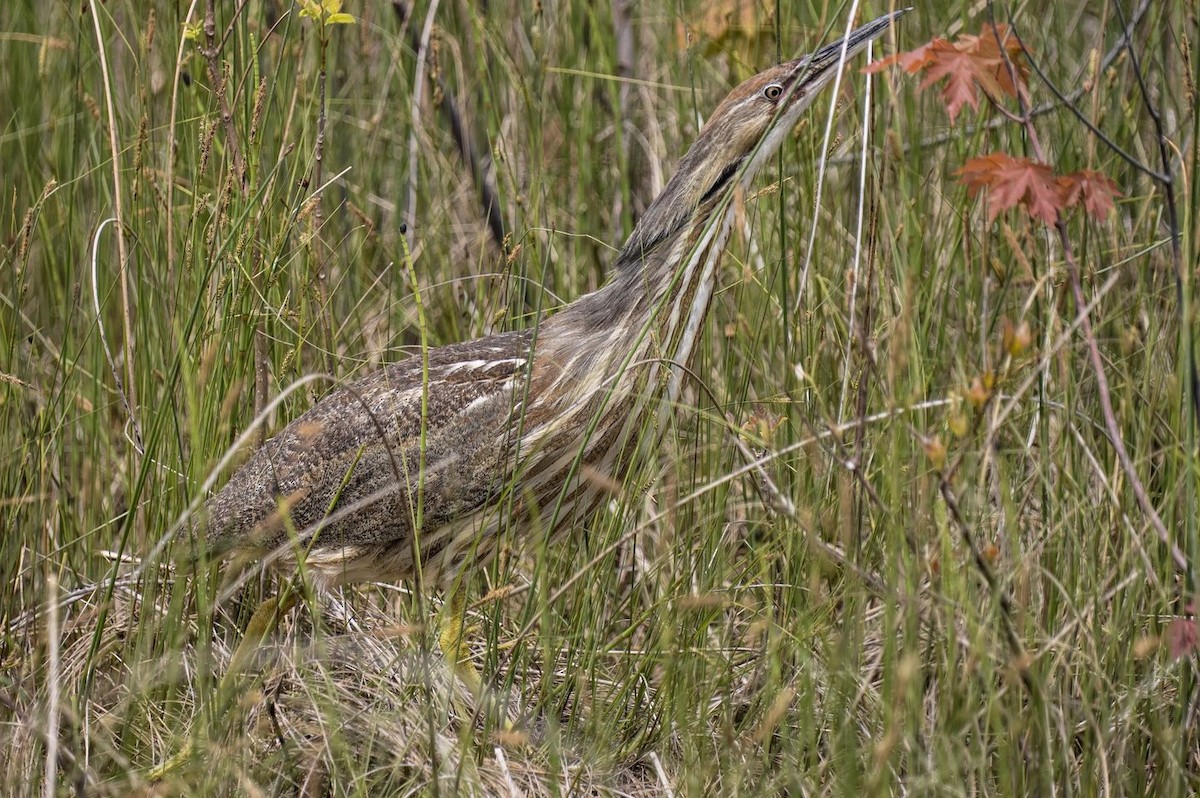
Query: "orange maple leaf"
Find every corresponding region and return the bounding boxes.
[865,23,1028,122]
[957,155,1122,225]
[863,37,944,74]
[918,39,990,122]
[952,25,1027,100]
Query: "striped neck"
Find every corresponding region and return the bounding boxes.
[543,177,740,411]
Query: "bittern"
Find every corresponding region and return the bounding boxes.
[197,11,904,691]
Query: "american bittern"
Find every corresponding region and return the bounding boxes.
[197,11,904,690]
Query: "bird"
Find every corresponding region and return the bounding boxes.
[195,10,905,692]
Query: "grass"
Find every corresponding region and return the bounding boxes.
[2,0,1198,794]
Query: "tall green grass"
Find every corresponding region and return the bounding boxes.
[1,1,1197,794]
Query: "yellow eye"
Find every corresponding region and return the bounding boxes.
[763,83,784,101]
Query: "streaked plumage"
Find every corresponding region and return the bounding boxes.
[200,11,905,590]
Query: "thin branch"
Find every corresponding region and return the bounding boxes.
[1109,0,1200,454]
[988,15,1186,575]
[833,0,1153,165]
[1010,4,1167,183]
[936,468,1038,698]
[1052,218,1184,570]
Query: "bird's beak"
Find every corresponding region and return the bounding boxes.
[791,9,909,92]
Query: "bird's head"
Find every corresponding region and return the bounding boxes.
[619,9,906,265]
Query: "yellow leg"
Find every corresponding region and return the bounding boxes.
[436,587,520,733]
[225,591,297,678]
[148,591,297,782]
[438,585,484,697]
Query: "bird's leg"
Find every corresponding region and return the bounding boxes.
[437,586,520,733]
[225,589,298,679]
[438,584,484,697]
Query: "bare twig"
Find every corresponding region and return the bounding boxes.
[936,468,1037,698]
[1013,1,1165,182]
[919,341,1038,698]
[835,0,1153,165]
[1052,220,1183,569]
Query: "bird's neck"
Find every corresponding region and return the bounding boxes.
[545,180,741,404]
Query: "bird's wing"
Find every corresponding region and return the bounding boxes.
[201,330,534,554]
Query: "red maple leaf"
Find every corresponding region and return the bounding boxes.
[956,153,1062,225]
[955,25,1027,100]
[1057,170,1121,219]
[864,23,1028,122]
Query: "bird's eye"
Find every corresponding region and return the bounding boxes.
[762,83,784,101]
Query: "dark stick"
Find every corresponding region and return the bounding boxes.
[392,1,507,249]
[1108,0,1200,463]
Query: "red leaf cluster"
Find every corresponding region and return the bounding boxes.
[955,153,1120,225]
[864,23,1027,122]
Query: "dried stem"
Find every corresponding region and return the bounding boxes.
[87,1,142,456]
[200,0,248,194]
[313,27,328,234]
